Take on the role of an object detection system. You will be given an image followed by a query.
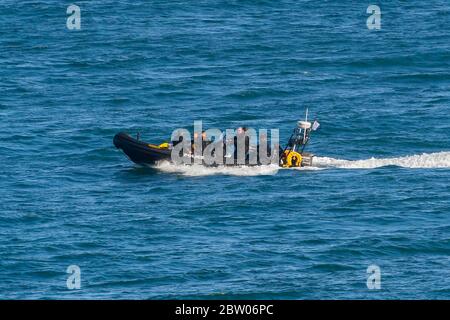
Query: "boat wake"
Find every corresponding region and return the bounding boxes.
[313,151,450,169]
[155,161,280,176]
[154,152,450,176]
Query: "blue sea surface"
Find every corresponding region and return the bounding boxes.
[1,1,450,299]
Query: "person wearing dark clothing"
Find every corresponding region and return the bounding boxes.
[191,131,210,155]
[233,127,250,162]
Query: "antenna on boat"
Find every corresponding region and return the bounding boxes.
[304,108,309,141]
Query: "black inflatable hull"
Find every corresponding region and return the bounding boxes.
[114,132,314,167]
[113,132,262,167]
[113,132,171,165]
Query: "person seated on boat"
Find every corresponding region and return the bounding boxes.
[191,131,210,154]
[201,131,212,154]
[233,127,250,160]
[257,132,270,158]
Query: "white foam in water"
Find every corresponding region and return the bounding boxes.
[155,161,280,176]
[313,151,450,169]
[153,152,450,176]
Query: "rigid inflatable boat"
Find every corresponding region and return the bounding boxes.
[114,113,319,168]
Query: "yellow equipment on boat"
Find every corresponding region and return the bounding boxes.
[158,142,169,149]
[147,142,170,149]
[281,150,302,168]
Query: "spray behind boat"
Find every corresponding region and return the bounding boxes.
[280,108,320,168]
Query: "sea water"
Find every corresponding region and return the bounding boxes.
[1,1,450,299]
